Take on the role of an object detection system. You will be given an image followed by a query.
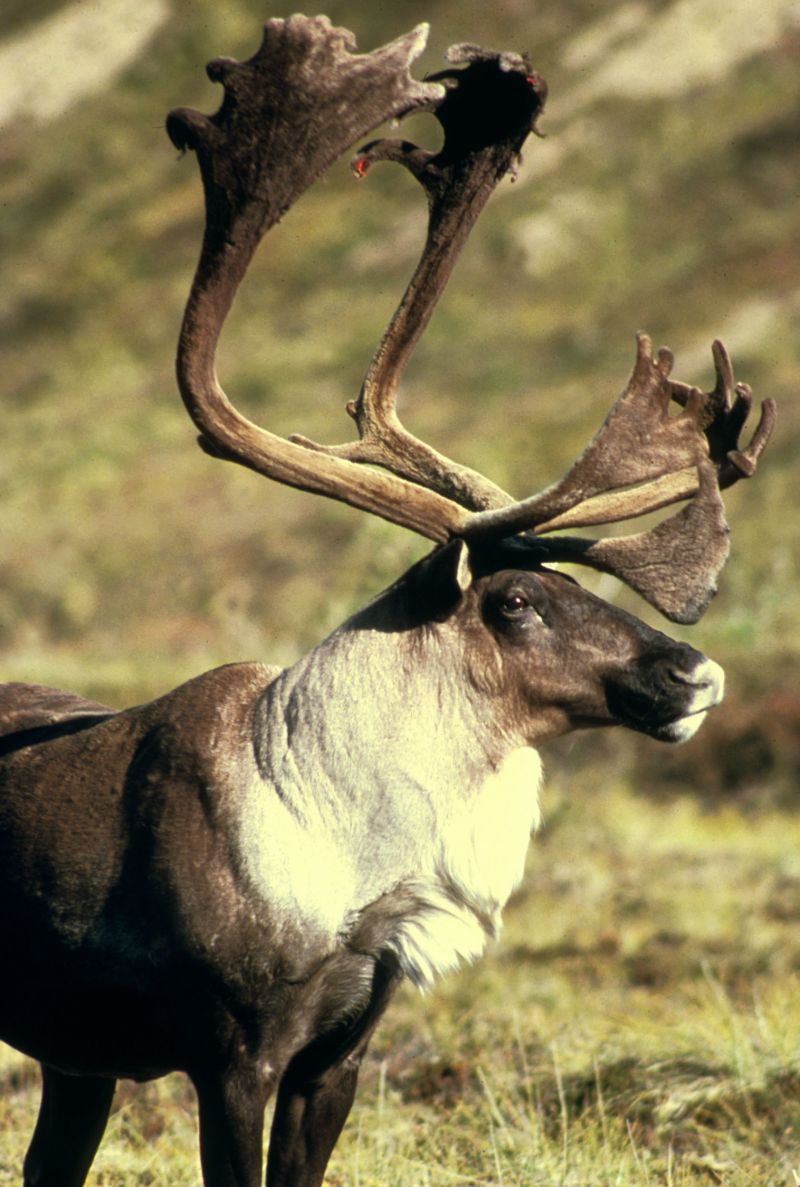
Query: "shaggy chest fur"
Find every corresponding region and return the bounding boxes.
[384,746,543,988]
[237,747,543,989]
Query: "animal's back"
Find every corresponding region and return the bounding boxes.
[0,681,116,740]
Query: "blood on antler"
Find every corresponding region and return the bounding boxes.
[167,15,775,624]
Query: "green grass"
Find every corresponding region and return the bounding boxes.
[1,0,799,1182]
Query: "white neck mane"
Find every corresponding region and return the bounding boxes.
[242,608,543,987]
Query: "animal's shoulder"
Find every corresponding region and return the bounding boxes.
[129,662,284,780]
[151,662,282,716]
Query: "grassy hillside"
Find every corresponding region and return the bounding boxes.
[1,1,798,1183]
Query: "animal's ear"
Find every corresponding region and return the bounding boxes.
[405,539,473,620]
[450,538,474,594]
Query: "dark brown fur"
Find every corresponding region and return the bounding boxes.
[0,552,723,1186]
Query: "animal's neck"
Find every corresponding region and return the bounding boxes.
[246,586,542,986]
[258,593,500,818]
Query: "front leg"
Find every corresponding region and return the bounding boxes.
[266,958,400,1187]
[266,1048,364,1187]
[23,1065,115,1187]
[192,1056,275,1187]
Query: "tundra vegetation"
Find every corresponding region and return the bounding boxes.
[1,1,799,1184]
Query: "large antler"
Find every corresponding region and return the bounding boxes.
[167,16,474,542]
[169,16,775,625]
[291,43,548,512]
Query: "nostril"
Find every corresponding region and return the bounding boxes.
[665,657,725,704]
[661,657,724,696]
[665,667,696,687]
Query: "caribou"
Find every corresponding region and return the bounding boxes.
[0,15,775,1187]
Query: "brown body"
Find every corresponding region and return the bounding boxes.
[0,553,725,1186]
[0,16,773,1187]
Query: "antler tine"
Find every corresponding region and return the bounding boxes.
[669,338,777,488]
[464,332,776,541]
[498,337,775,623]
[448,333,775,623]
[291,45,548,513]
[462,332,709,541]
[167,16,479,543]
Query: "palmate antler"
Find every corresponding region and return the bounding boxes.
[167,15,775,625]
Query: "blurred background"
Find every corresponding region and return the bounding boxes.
[2,0,798,805]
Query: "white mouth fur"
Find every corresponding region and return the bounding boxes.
[660,658,725,743]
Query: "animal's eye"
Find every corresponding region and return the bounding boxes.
[483,575,550,632]
[499,594,529,616]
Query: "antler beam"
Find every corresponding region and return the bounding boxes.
[167,16,472,542]
[291,44,547,512]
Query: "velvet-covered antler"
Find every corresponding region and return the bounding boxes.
[167,16,470,542]
[169,15,775,624]
[467,335,776,622]
[291,42,547,512]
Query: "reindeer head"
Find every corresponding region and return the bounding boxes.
[167,16,774,743]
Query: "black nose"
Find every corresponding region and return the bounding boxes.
[604,643,714,735]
